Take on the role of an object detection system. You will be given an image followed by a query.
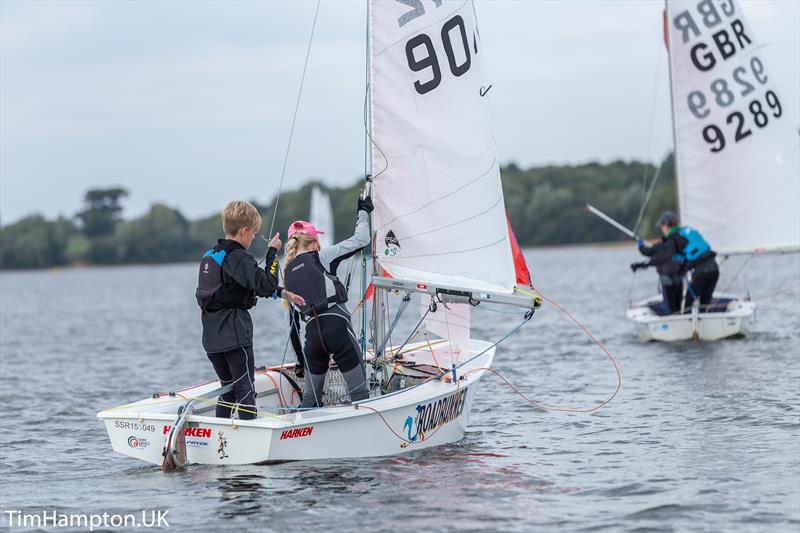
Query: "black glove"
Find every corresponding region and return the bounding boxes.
[294,364,305,379]
[630,262,649,272]
[358,195,374,214]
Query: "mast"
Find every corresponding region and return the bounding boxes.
[361,0,373,360]
[663,1,682,220]
[364,0,386,377]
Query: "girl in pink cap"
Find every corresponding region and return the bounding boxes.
[282,196,374,408]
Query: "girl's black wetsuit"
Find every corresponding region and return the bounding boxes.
[285,210,371,408]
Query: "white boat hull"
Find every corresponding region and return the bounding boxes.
[626,294,755,342]
[98,339,494,465]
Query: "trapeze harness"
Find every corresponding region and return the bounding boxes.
[196,241,257,311]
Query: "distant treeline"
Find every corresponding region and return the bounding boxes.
[0,155,675,270]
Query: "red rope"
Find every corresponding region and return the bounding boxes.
[472,283,622,413]
[357,378,461,447]
[332,283,623,446]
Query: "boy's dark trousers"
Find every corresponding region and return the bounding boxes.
[207,345,256,420]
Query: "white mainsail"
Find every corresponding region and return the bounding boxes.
[665,0,800,254]
[309,186,334,248]
[369,0,517,293]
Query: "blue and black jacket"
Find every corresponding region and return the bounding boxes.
[638,228,687,277]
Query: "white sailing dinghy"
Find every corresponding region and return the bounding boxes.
[627,0,799,341]
[97,0,539,466]
[309,186,334,249]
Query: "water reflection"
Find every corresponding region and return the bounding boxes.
[216,473,268,518]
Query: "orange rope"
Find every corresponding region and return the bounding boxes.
[423,332,446,374]
[259,371,285,408]
[499,283,621,413]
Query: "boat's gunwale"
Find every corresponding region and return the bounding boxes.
[626,293,755,323]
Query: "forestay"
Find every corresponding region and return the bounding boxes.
[369,0,516,293]
[665,0,800,255]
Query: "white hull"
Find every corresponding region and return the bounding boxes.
[97,339,494,465]
[626,294,755,342]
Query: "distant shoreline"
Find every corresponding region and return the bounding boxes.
[0,241,637,273]
[526,240,631,251]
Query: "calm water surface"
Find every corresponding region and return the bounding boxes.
[1,246,798,532]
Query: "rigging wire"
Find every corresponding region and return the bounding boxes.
[632,38,666,236]
[266,0,322,240]
[362,86,390,183]
[625,269,639,306]
[632,156,666,237]
[722,254,753,293]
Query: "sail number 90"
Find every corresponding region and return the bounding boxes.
[702,91,782,153]
[406,15,472,95]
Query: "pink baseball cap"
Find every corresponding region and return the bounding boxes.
[288,220,325,239]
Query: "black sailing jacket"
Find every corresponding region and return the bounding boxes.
[201,240,281,353]
[638,230,688,277]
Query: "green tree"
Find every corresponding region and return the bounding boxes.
[118,204,194,263]
[76,187,129,237]
[0,214,78,269]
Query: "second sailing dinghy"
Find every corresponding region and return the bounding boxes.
[97,0,539,466]
[627,0,799,341]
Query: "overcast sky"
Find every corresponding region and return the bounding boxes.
[1,0,798,224]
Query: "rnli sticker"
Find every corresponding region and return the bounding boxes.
[127,435,150,449]
[384,230,401,257]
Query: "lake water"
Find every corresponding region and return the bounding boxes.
[1,246,798,532]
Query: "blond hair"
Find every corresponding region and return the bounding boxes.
[281,234,318,280]
[222,201,261,236]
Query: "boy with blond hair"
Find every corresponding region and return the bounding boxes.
[196,200,304,420]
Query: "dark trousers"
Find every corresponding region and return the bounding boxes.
[686,260,720,311]
[207,345,256,420]
[660,274,683,314]
[300,311,368,408]
[303,314,363,375]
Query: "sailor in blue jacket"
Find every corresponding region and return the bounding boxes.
[675,225,719,312]
[632,210,719,313]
